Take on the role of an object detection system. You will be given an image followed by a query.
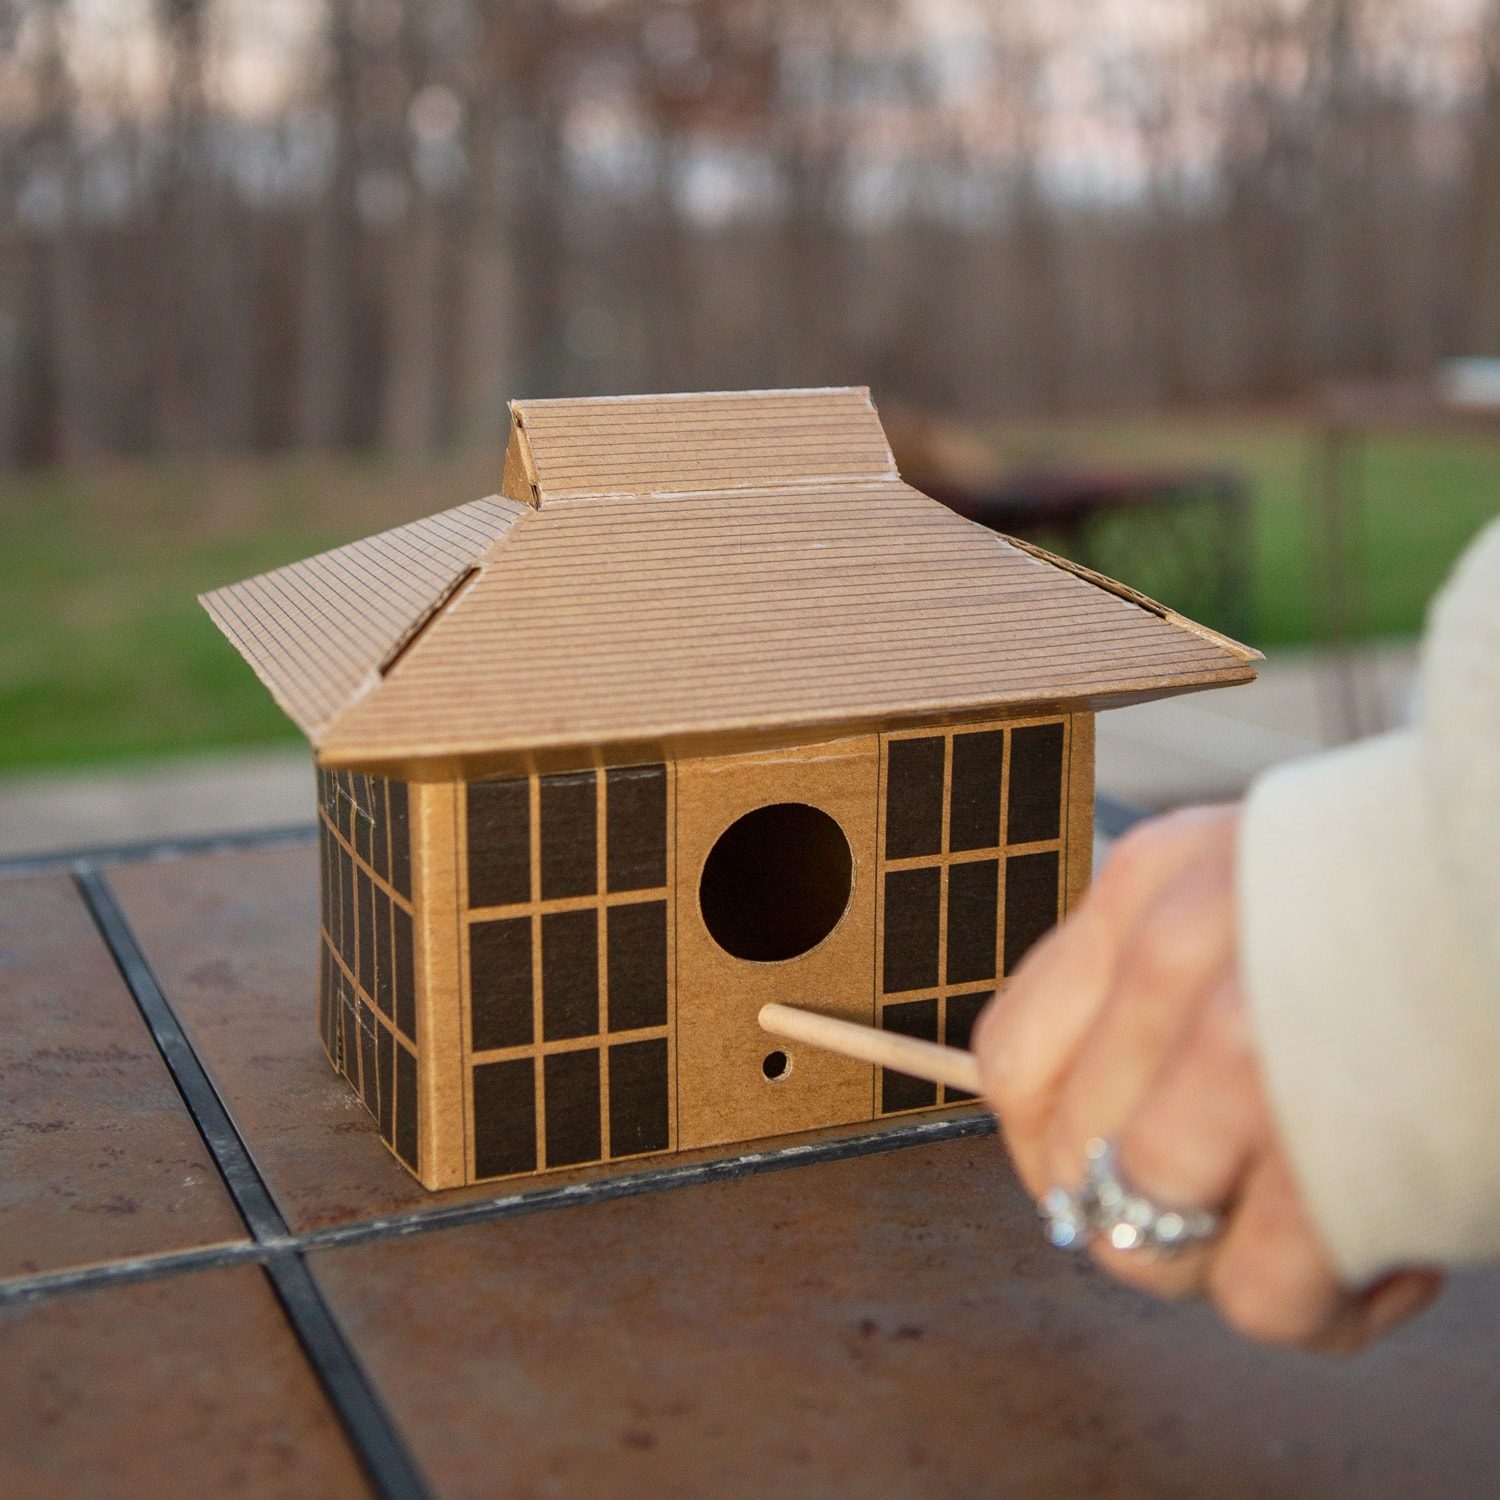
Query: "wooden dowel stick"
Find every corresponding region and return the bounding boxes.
[758,1002,983,1096]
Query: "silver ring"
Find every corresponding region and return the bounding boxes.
[1039,1137,1223,1256]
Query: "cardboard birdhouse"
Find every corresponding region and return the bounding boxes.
[201,388,1258,1189]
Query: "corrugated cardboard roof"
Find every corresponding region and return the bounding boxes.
[199,495,528,739]
[507,387,897,503]
[201,389,1259,771]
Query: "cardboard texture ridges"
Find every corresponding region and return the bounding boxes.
[202,387,1260,1189]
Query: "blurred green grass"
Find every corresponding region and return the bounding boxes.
[2,419,1497,774]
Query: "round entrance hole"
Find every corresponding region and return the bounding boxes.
[698,802,853,963]
[762,1050,791,1081]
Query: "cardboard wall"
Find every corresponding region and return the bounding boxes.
[873,713,1091,1116]
[314,766,421,1175]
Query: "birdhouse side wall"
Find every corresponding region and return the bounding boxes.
[314,765,423,1177]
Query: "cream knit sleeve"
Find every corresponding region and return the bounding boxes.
[1237,520,1500,1282]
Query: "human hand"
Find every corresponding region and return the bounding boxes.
[973,805,1442,1351]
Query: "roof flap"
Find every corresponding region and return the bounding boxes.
[509,387,897,504]
[199,495,528,741]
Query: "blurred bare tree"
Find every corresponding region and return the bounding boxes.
[1,0,1498,469]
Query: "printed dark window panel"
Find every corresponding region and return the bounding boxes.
[352,774,374,865]
[950,731,1004,851]
[470,916,532,1051]
[396,1041,419,1171]
[544,1048,602,1168]
[358,1000,379,1117]
[339,976,357,1077]
[393,904,416,1041]
[1004,850,1061,975]
[467,777,530,909]
[606,900,668,1032]
[377,1021,395,1144]
[334,771,351,841]
[540,770,598,899]
[318,821,330,933]
[1008,722,1065,844]
[473,1057,535,1178]
[373,887,393,1018]
[609,1037,670,1157]
[881,1000,939,1112]
[946,858,999,986]
[885,737,945,859]
[882,866,941,994]
[606,764,668,892]
[318,941,333,1054]
[369,776,390,883]
[541,908,599,1041]
[356,868,376,998]
[944,991,989,1102]
[338,841,355,968]
[388,778,412,899]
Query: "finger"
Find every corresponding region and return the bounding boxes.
[1083,982,1264,1300]
[1306,1269,1445,1356]
[1042,856,1237,1190]
[1209,1152,1350,1347]
[975,807,1237,1184]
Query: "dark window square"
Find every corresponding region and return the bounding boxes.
[950,731,1004,851]
[369,776,390,882]
[606,764,668,891]
[358,1001,378,1117]
[946,859,999,985]
[885,737,945,859]
[882,867,940,993]
[473,1058,535,1179]
[395,1042,419,1170]
[373,887,393,1018]
[338,842,355,969]
[393,904,415,1041]
[335,771,352,841]
[352,773,373,865]
[467,777,530,908]
[339,976,357,1077]
[1004,850,1060,974]
[540,771,598,899]
[377,1020,395,1144]
[542,908,599,1041]
[356,868,375,998]
[388,779,412,899]
[881,999,939,1112]
[544,1048,602,1167]
[1008,722,1065,844]
[606,901,668,1032]
[944,991,990,1102]
[469,916,533,1050]
[609,1037,670,1157]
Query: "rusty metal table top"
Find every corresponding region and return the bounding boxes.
[2,826,1498,1499]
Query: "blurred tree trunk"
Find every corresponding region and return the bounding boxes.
[31,0,107,463]
[296,0,361,451]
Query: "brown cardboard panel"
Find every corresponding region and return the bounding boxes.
[200,494,526,740]
[0,1266,367,1498]
[309,1137,1500,1500]
[318,479,1257,768]
[1066,711,1096,910]
[674,737,879,1151]
[0,875,244,1280]
[512,386,896,502]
